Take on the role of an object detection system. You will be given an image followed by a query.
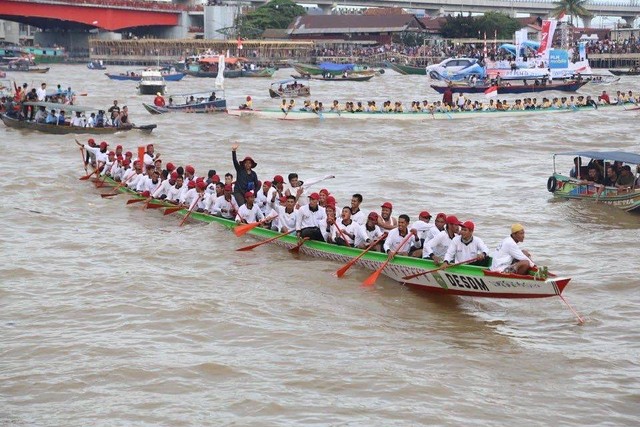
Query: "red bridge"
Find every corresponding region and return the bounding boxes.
[0,0,201,31]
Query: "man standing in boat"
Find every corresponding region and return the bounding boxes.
[108,100,120,124]
[154,92,165,107]
[231,143,260,206]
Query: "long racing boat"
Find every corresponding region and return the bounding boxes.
[431,80,588,95]
[86,175,572,300]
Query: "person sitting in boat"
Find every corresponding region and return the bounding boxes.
[598,90,610,105]
[376,202,397,232]
[353,212,384,251]
[422,215,461,264]
[615,166,635,191]
[95,110,106,127]
[208,92,216,101]
[239,96,252,110]
[70,111,85,127]
[86,112,95,128]
[45,109,57,124]
[34,106,47,123]
[355,101,364,112]
[115,106,133,129]
[442,221,489,267]
[582,165,604,186]
[585,95,598,109]
[383,214,419,256]
[394,102,404,113]
[154,92,165,107]
[296,192,326,242]
[490,224,535,275]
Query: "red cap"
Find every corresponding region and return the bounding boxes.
[141,190,151,197]
[279,196,287,203]
[264,181,272,188]
[461,220,475,231]
[241,156,257,168]
[99,141,108,149]
[133,159,140,166]
[87,138,95,145]
[419,211,431,219]
[116,144,123,150]
[436,212,447,220]
[170,171,178,179]
[325,203,336,211]
[326,195,336,205]
[108,151,115,156]
[446,215,462,226]
[368,212,379,221]
[246,95,252,101]
[211,174,220,183]
[196,177,204,183]
[166,162,175,171]
[273,175,284,183]
[381,202,393,209]
[319,188,329,195]
[224,184,232,192]
[309,192,320,200]
[123,159,131,166]
[245,191,254,199]
[125,151,132,157]
[196,181,207,190]
[185,165,195,174]
[187,180,196,188]
[116,155,123,160]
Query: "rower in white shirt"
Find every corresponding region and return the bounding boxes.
[236,191,265,224]
[333,206,360,246]
[271,195,298,233]
[350,193,367,225]
[353,212,384,249]
[126,161,145,190]
[180,180,198,205]
[424,213,447,242]
[383,214,419,256]
[211,184,239,219]
[255,181,271,216]
[100,151,117,176]
[166,176,187,203]
[319,204,337,243]
[143,144,160,167]
[70,112,85,127]
[295,192,326,241]
[110,157,125,181]
[137,168,161,194]
[409,211,434,257]
[153,171,178,199]
[77,140,109,170]
[490,223,535,274]
[442,221,489,266]
[422,215,462,264]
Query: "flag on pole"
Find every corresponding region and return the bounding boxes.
[484,85,499,98]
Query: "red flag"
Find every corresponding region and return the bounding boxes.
[484,85,498,97]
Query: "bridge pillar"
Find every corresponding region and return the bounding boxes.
[621,15,638,26]
[317,4,332,15]
[204,5,236,40]
[0,19,20,45]
[581,16,592,28]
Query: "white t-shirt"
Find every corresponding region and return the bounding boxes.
[443,235,489,264]
[490,236,534,272]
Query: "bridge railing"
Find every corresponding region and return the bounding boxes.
[11,0,204,12]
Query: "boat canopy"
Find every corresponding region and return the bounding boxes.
[318,62,354,72]
[23,101,95,112]
[199,56,248,64]
[555,151,640,165]
[270,78,307,86]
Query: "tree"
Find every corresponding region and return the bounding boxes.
[236,0,306,39]
[440,13,521,39]
[552,0,592,26]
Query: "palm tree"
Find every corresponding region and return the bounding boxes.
[552,0,592,26]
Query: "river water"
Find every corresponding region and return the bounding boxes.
[1,65,639,426]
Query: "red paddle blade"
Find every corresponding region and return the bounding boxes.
[336,262,355,278]
[126,198,145,205]
[163,206,182,215]
[79,174,92,180]
[234,221,259,237]
[289,239,306,253]
[362,269,382,287]
[100,193,119,198]
[145,202,164,209]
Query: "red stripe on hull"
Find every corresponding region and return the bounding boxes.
[404,282,560,299]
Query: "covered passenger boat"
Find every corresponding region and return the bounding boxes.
[269,79,310,98]
[547,150,640,212]
[87,175,572,300]
[1,102,156,134]
[142,90,226,114]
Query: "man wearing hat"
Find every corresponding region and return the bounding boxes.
[295,192,326,241]
[143,144,160,167]
[167,175,187,204]
[423,215,462,264]
[211,184,239,219]
[231,143,260,206]
[235,191,264,224]
[353,211,385,250]
[490,224,535,274]
[378,202,397,231]
[153,171,178,199]
[409,211,434,257]
[443,221,489,266]
[75,139,108,171]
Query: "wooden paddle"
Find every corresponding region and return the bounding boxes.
[163,205,184,215]
[79,145,88,174]
[336,233,388,278]
[362,233,415,287]
[126,198,145,205]
[289,237,309,253]
[79,168,99,180]
[179,195,202,227]
[236,230,296,251]
[402,256,481,280]
[100,174,135,198]
[234,214,278,237]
